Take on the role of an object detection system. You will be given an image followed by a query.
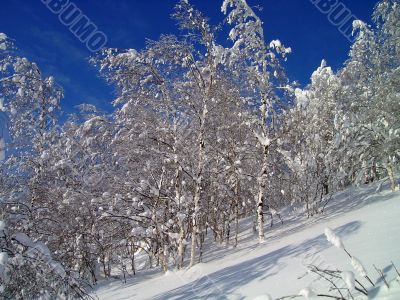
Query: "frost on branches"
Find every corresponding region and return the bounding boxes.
[0,0,399,298]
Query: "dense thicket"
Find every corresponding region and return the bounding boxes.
[0,0,399,298]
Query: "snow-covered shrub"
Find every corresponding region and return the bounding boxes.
[294,227,399,299]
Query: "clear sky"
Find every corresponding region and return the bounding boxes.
[0,0,378,117]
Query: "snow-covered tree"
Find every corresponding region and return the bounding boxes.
[221,0,293,242]
[336,0,400,191]
[0,34,91,299]
[280,60,342,216]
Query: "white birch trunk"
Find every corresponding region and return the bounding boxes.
[386,162,398,192]
[234,179,240,247]
[190,182,201,267]
[257,185,265,243]
[178,221,185,269]
[257,146,268,243]
[174,162,185,268]
[256,96,268,243]
[189,106,207,268]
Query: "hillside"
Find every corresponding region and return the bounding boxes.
[94,180,400,299]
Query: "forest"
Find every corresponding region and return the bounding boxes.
[0,0,399,299]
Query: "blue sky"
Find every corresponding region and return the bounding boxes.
[0,0,378,118]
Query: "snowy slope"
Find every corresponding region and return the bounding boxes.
[93,180,400,300]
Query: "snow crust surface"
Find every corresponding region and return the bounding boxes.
[94,180,400,300]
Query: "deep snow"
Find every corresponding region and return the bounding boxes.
[93,179,400,299]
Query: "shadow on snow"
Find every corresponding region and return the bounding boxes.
[152,221,362,300]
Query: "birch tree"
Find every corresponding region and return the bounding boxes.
[222,0,293,242]
[336,1,400,191]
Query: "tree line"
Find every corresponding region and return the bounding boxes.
[0,0,399,298]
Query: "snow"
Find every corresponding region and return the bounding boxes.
[351,256,368,278]
[93,180,400,299]
[298,287,316,299]
[324,227,344,249]
[341,271,355,290]
[295,88,309,108]
[0,33,6,50]
[0,252,8,284]
[269,40,281,49]
[0,138,5,161]
[0,252,8,266]
[370,277,400,299]
[254,131,270,147]
[353,20,366,31]
[252,295,272,300]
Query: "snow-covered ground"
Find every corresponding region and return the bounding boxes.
[93,180,400,299]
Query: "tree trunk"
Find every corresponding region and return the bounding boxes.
[257,187,265,243]
[190,182,201,267]
[234,179,240,247]
[198,230,204,263]
[257,144,269,243]
[226,215,230,245]
[190,105,207,267]
[371,163,377,182]
[177,220,185,269]
[174,163,186,269]
[386,162,398,192]
[160,245,168,272]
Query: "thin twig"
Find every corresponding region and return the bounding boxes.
[316,294,346,300]
[391,261,400,277]
[355,279,368,295]
[342,247,375,287]
[373,264,389,288]
[309,267,345,299]
[275,295,301,300]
